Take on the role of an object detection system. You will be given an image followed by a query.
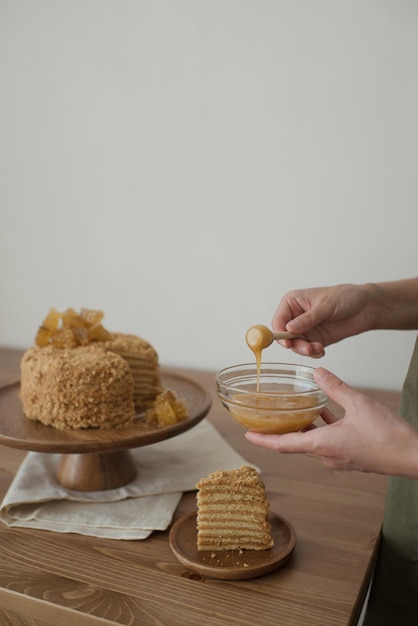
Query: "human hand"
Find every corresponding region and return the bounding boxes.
[272,283,376,357]
[245,368,418,479]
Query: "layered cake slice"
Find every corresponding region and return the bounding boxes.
[196,465,274,551]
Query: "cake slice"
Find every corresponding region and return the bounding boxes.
[196,465,274,551]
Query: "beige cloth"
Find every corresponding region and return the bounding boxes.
[0,420,253,539]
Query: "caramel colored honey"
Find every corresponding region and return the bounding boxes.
[245,325,273,391]
[228,392,321,434]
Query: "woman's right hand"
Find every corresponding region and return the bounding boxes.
[272,283,376,357]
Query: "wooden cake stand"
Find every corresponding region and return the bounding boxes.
[0,371,212,491]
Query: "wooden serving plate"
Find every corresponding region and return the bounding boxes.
[169,511,296,580]
[0,372,211,491]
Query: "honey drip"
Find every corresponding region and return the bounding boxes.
[245,325,274,391]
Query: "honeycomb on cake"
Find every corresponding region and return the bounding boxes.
[35,307,112,348]
[145,389,188,427]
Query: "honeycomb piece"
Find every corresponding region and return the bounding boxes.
[50,328,78,348]
[43,308,60,331]
[80,308,104,326]
[145,389,188,427]
[61,308,79,328]
[34,307,111,348]
[35,326,51,348]
[87,323,111,342]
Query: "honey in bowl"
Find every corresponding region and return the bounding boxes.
[216,363,327,434]
[216,325,327,434]
[228,391,323,433]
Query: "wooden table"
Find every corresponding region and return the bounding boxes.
[0,347,399,626]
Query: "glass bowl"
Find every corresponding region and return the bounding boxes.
[216,363,328,434]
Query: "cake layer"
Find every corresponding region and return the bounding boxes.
[197,504,267,517]
[197,518,271,529]
[194,537,273,552]
[197,492,267,504]
[197,507,269,517]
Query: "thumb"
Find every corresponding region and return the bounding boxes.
[286,309,325,335]
[313,367,351,406]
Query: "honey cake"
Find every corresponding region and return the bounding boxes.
[196,465,274,551]
[20,307,186,431]
[20,345,136,430]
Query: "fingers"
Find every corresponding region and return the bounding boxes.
[245,430,313,454]
[284,311,319,335]
[273,307,326,358]
[244,407,340,454]
[313,368,351,406]
[306,341,326,358]
[319,406,340,425]
[277,338,325,358]
[292,339,325,358]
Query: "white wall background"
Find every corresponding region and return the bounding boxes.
[1,0,417,391]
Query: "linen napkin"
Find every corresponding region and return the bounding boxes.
[0,419,253,539]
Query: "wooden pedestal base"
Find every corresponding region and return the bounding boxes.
[56,450,138,491]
